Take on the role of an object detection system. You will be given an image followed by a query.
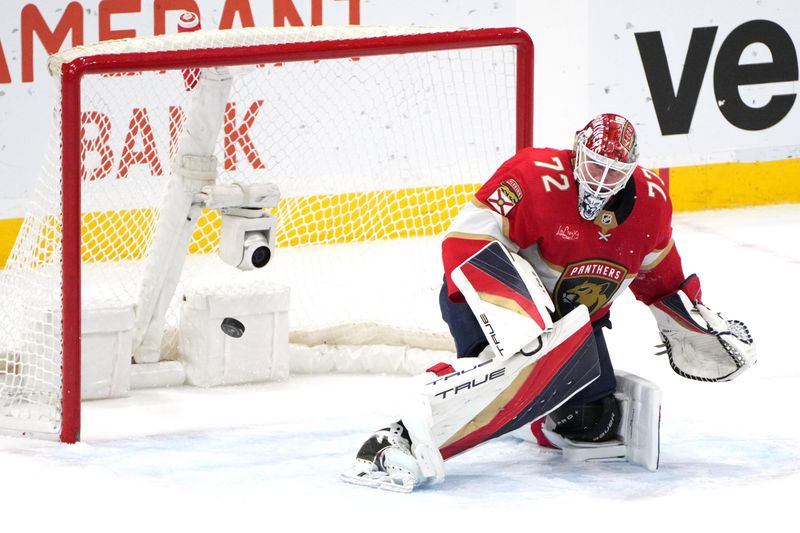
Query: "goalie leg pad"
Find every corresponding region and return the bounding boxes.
[344,307,602,492]
[530,370,662,471]
[401,305,601,471]
[615,370,662,470]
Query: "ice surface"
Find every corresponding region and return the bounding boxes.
[1,204,798,531]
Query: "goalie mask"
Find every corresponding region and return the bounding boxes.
[573,114,639,220]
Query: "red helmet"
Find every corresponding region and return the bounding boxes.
[573,114,639,219]
[576,113,639,165]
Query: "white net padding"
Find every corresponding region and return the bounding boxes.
[0,26,529,439]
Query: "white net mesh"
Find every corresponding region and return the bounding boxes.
[0,26,523,438]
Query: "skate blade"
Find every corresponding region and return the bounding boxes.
[340,470,416,493]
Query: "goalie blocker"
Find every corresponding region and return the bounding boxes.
[449,240,555,359]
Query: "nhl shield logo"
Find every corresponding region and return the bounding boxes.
[554,259,628,317]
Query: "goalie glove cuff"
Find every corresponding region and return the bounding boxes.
[678,273,702,304]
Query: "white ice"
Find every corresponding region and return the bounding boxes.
[1,204,798,531]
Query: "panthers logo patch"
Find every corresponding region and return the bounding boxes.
[554,259,628,317]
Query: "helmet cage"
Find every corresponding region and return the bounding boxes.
[574,132,637,200]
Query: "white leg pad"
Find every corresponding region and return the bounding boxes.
[540,370,662,471]
[399,306,600,485]
[616,370,662,471]
[400,395,446,485]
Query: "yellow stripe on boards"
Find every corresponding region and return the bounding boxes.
[0,184,481,267]
[190,183,480,252]
[668,158,800,212]
[0,159,797,269]
[81,209,158,262]
[0,218,23,268]
[273,184,479,247]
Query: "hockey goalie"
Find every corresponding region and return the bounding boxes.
[341,114,756,492]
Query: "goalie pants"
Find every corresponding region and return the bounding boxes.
[438,282,616,404]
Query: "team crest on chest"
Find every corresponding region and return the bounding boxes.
[554,259,628,317]
[486,178,523,216]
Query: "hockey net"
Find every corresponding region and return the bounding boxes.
[0,25,532,441]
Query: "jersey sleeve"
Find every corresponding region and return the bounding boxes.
[628,195,692,305]
[441,150,541,302]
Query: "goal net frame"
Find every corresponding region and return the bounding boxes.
[15,26,533,443]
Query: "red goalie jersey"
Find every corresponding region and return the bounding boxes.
[442,147,689,323]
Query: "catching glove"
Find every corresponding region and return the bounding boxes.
[648,275,756,382]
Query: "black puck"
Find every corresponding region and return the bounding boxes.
[220,317,245,338]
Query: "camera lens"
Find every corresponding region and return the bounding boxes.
[251,245,271,268]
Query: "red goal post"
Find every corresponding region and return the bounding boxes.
[3,26,533,443]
